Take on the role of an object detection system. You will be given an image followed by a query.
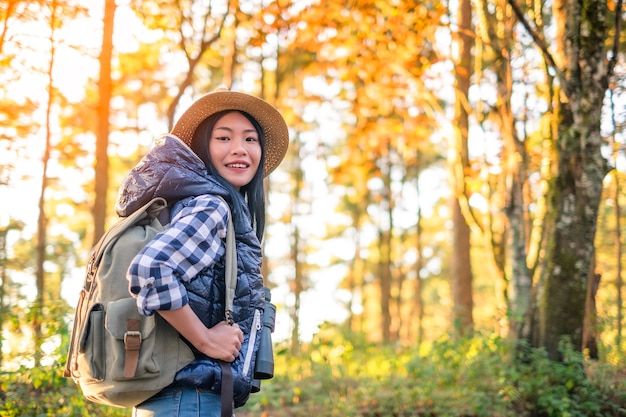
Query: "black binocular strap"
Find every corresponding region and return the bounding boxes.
[220,361,234,417]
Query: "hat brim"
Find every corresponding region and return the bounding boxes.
[171,90,289,177]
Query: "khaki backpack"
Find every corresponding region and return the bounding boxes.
[64,195,242,408]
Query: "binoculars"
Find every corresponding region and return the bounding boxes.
[251,287,275,393]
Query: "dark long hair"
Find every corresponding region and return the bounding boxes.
[190,110,266,240]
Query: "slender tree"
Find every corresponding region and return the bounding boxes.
[412,167,425,345]
[288,138,305,352]
[33,0,62,366]
[474,0,535,339]
[615,156,623,351]
[449,0,475,334]
[379,135,394,341]
[92,0,116,245]
[608,86,624,350]
[610,87,624,350]
[0,220,24,369]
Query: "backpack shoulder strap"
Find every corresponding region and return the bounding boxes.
[220,198,237,325]
[85,197,168,292]
[217,196,237,417]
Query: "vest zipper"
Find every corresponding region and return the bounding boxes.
[243,308,261,376]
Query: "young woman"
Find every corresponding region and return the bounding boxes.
[114,90,289,417]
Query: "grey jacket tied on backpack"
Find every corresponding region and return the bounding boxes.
[115,134,265,408]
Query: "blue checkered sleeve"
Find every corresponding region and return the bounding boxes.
[127,195,229,316]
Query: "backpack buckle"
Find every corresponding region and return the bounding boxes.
[123,329,142,378]
[225,309,234,326]
[124,330,142,349]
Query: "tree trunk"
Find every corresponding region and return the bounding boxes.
[479,0,533,338]
[93,0,115,245]
[379,226,392,343]
[379,140,393,343]
[289,152,304,354]
[0,225,10,369]
[583,271,601,359]
[347,210,365,334]
[413,161,424,345]
[290,221,302,353]
[529,0,609,359]
[612,165,623,348]
[35,0,59,366]
[449,0,474,334]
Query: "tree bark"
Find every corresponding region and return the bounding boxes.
[611,158,623,348]
[528,0,610,359]
[479,0,533,338]
[413,154,425,345]
[583,271,601,359]
[449,0,474,334]
[93,0,115,245]
[35,0,60,366]
[379,139,393,343]
[289,145,304,353]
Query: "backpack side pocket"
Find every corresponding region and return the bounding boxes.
[89,307,105,380]
[74,304,105,382]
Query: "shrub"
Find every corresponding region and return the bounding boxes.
[0,363,127,417]
[2,328,624,417]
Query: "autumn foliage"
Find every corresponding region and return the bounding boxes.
[1,0,626,415]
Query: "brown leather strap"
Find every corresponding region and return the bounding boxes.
[123,319,142,378]
[220,361,234,417]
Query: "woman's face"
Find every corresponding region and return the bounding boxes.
[209,111,262,189]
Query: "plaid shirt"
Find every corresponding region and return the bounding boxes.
[127,195,229,316]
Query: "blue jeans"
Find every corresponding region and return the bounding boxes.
[133,386,232,417]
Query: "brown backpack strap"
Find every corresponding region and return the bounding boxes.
[123,319,142,378]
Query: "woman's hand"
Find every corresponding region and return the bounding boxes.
[202,321,244,362]
[157,305,244,362]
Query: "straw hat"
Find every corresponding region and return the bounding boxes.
[171,89,289,177]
